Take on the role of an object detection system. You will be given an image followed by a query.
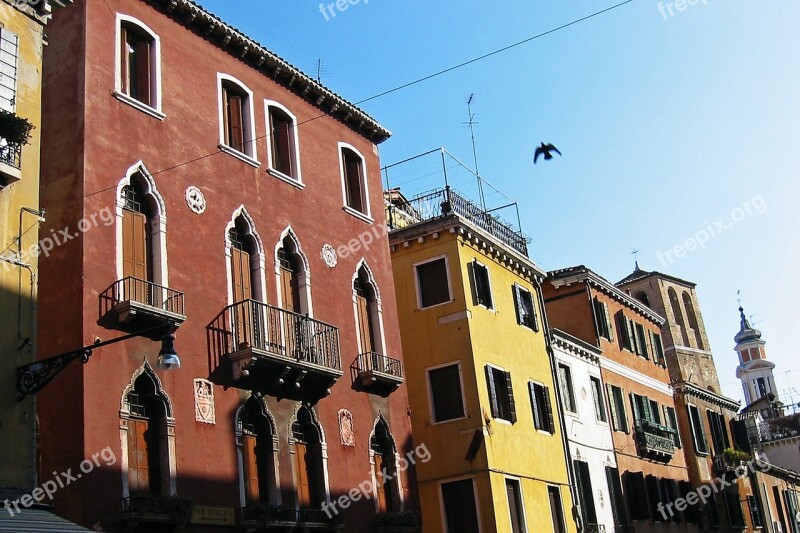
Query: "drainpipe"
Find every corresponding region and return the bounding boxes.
[535,281,582,531]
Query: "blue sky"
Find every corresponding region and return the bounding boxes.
[197,0,800,405]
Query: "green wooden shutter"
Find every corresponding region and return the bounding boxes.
[505,371,517,424]
[607,384,620,431]
[529,382,542,430]
[485,366,499,418]
[543,386,556,434]
[603,302,614,341]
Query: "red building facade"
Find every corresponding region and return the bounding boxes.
[38,1,415,531]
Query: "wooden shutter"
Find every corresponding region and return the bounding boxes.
[442,480,480,533]
[295,443,311,509]
[607,385,620,431]
[226,92,244,151]
[513,285,523,325]
[530,292,540,332]
[543,386,556,434]
[345,155,364,212]
[629,393,641,424]
[127,419,150,494]
[276,118,293,176]
[280,266,301,313]
[122,209,148,280]
[243,435,260,504]
[356,294,374,353]
[606,467,628,527]
[616,312,631,350]
[575,461,598,524]
[231,248,252,302]
[374,454,388,513]
[529,382,542,430]
[504,371,517,423]
[135,38,151,105]
[603,302,614,341]
[485,366,499,418]
[121,27,131,94]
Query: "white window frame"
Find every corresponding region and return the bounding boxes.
[504,476,528,533]
[217,73,259,167]
[114,14,165,120]
[338,142,373,222]
[438,475,483,533]
[426,361,468,425]
[413,254,453,310]
[264,100,303,188]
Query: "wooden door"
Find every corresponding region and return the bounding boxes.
[127,419,150,494]
[295,443,311,509]
[231,248,252,346]
[356,294,374,354]
[374,454,388,513]
[122,209,148,281]
[243,435,260,504]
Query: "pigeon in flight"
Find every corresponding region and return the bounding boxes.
[534,142,561,164]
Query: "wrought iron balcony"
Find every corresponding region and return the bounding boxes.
[207,299,342,400]
[121,495,193,526]
[0,140,21,186]
[351,351,404,396]
[239,505,343,530]
[634,420,677,462]
[100,277,186,336]
[388,187,529,256]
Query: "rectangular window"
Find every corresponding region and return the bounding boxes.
[748,495,764,528]
[547,486,567,533]
[441,479,480,533]
[590,376,607,423]
[506,479,527,533]
[629,393,654,425]
[688,404,709,455]
[622,471,650,521]
[635,323,650,359]
[707,410,731,456]
[726,491,747,528]
[513,284,539,331]
[223,85,245,152]
[341,146,368,215]
[0,29,19,113]
[650,331,665,365]
[664,406,682,448]
[773,486,787,531]
[649,399,661,424]
[616,311,635,351]
[486,365,516,423]
[469,261,493,309]
[606,466,628,527]
[267,106,297,179]
[593,297,614,341]
[427,364,465,423]
[529,382,555,434]
[415,257,451,308]
[574,460,598,526]
[120,25,152,106]
[607,385,629,433]
[557,364,576,414]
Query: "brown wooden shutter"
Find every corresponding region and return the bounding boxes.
[135,39,151,105]
[121,27,131,94]
[227,93,244,151]
[505,370,517,423]
[280,267,300,313]
[243,435,260,504]
[276,119,292,176]
[127,419,150,494]
[295,443,311,509]
[543,386,556,434]
[231,248,252,346]
[529,382,542,430]
[345,156,364,212]
[356,294,374,354]
[374,454,388,513]
[122,209,148,281]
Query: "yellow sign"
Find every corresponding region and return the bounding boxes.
[190,506,236,527]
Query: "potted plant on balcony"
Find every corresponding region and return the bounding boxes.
[0,111,34,146]
[375,510,422,532]
[723,447,751,467]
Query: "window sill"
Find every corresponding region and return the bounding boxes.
[219,144,260,168]
[342,205,374,224]
[430,414,468,426]
[536,429,555,437]
[268,168,305,189]
[417,299,455,312]
[112,91,166,121]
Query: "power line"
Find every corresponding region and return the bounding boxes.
[84,0,634,199]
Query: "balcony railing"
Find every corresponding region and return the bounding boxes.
[634,420,677,461]
[351,352,404,394]
[100,277,186,332]
[389,187,529,256]
[0,140,21,169]
[208,300,342,398]
[121,495,193,525]
[239,506,341,529]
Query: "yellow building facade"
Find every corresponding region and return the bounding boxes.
[0,0,52,491]
[388,190,576,533]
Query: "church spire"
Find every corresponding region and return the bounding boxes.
[734,301,776,406]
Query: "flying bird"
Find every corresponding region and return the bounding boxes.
[534,142,561,164]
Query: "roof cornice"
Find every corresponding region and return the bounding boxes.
[551,329,602,364]
[548,266,665,325]
[143,0,391,143]
[673,381,741,411]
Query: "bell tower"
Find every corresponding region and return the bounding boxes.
[734,305,777,406]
